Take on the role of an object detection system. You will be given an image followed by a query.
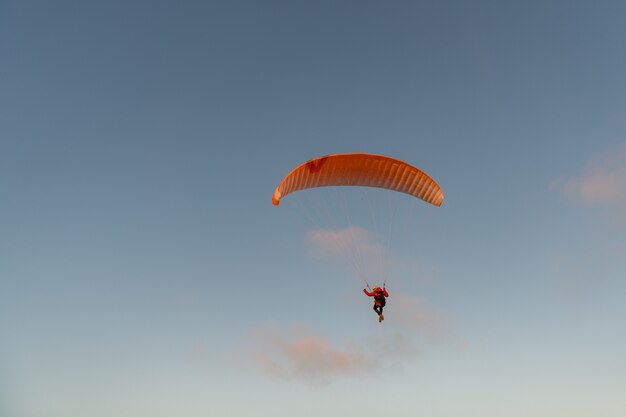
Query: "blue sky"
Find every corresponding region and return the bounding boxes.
[2,1,626,416]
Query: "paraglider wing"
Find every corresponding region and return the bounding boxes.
[272,153,444,206]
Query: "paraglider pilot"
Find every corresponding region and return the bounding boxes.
[363,285,389,322]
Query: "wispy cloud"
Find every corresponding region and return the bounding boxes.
[550,143,626,296]
[306,226,386,260]
[247,297,465,385]
[392,295,458,342]
[306,226,438,283]
[553,143,626,224]
[249,229,462,385]
[249,323,372,384]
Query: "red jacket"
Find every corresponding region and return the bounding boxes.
[363,288,389,298]
[364,287,388,307]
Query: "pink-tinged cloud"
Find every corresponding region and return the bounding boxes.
[307,226,387,260]
[554,143,626,206]
[306,226,440,283]
[393,295,451,333]
[306,226,393,278]
[391,295,468,348]
[249,324,372,384]
[549,144,626,293]
[247,302,466,384]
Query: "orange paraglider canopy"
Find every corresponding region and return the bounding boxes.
[272,153,444,206]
